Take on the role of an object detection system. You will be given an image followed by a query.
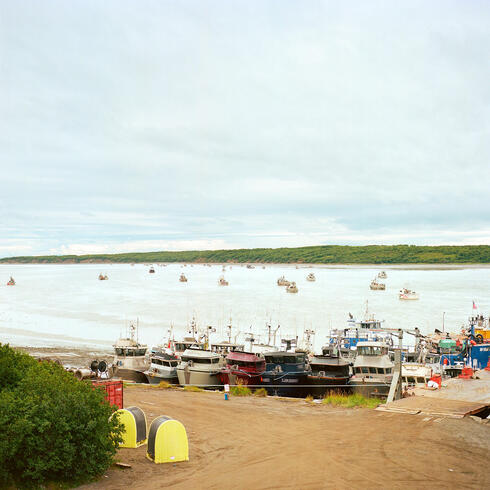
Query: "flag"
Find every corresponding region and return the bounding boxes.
[472,301,477,310]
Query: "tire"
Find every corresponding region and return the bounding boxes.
[475,334,484,344]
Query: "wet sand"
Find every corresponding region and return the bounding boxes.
[82,385,489,490]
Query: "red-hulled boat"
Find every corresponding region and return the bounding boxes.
[218,351,265,387]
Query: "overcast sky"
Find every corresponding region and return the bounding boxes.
[1,1,489,256]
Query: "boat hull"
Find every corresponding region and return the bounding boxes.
[348,379,391,398]
[176,368,222,389]
[218,370,263,388]
[145,372,179,385]
[261,372,309,397]
[112,367,149,384]
[306,375,351,398]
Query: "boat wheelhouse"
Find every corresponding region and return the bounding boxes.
[210,342,245,354]
[218,351,265,387]
[401,363,433,388]
[176,349,225,388]
[307,350,351,398]
[349,341,394,398]
[98,273,108,280]
[144,354,179,385]
[261,351,310,397]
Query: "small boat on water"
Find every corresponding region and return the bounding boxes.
[277,276,290,286]
[307,349,351,398]
[144,354,179,384]
[98,273,108,281]
[176,349,225,388]
[370,278,385,290]
[261,351,311,397]
[218,276,229,286]
[286,282,298,293]
[399,288,419,300]
[306,273,316,282]
[6,276,15,286]
[179,273,188,282]
[246,264,255,269]
[348,341,394,398]
[378,271,387,279]
[112,324,149,383]
[149,266,155,274]
[218,351,265,387]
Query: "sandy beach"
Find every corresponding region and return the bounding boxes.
[81,385,490,490]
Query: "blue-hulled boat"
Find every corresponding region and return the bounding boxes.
[261,351,311,397]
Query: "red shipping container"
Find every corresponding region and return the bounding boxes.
[92,380,124,410]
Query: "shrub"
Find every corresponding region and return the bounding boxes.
[183,385,203,392]
[253,388,268,397]
[230,385,252,396]
[322,393,383,409]
[157,381,172,389]
[305,395,314,403]
[0,344,123,488]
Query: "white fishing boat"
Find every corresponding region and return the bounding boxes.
[399,288,419,300]
[286,282,298,293]
[144,354,179,384]
[218,276,229,286]
[306,273,316,282]
[277,276,290,286]
[179,273,188,282]
[370,278,385,290]
[401,363,433,388]
[176,349,225,388]
[112,324,149,383]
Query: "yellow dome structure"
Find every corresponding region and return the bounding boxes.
[113,406,147,448]
[147,415,189,464]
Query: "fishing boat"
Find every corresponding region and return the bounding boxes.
[179,273,188,282]
[176,349,225,388]
[378,271,387,279]
[144,354,179,384]
[370,278,385,290]
[306,349,351,398]
[98,273,108,281]
[149,266,155,274]
[401,363,433,388]
[6,276,15,286]
[218,276,229,286]
[246,264,255,269]
[286,282,298,293]
[277,276,290,286]
[306,273,316,282]
[399,288,419,300]
[218,351,265,387]
[348,341,394,398]
[112,324,149,383]
[261,351,311,397]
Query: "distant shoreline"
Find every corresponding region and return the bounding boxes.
[1,244,489,266]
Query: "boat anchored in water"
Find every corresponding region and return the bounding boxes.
[399,288,419,300]
[306,273,316,282]
[286,282,298,293]
[98,273,108,281]
[277,276,290,286]
[370,278,385,290]
[179,273,188,282]
[218,276,229,286]
[6,276,15,286]
[149,266,155,274]
[378,271,387,279]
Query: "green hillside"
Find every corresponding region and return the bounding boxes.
[1,245,490,264]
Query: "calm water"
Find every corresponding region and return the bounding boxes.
[0,263,488,351]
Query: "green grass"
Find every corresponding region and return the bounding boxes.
[183,385,204,392]
[305,395,314,403]
[322,393,383,409]
[253,388,268,397]
[156,381,172,389]
[230,385,252,396]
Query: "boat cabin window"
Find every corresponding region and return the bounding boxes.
[417,377,425,384]
[386,368,392,374]
[368,367,377,374]
[181,356,212,364]
[357,346,387,356]
[407,376,415,384]
[265,355,304,364]
[169,360,178,367]
[361,367,369,374]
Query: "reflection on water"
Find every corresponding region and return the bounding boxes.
[0,263,488,351]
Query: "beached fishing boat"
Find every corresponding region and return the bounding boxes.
[261,351,311,397]
[149,266,155,274]
[218,276,229,286]
[144,354,179,384]
[286,282,298,293]
[370,278,385,290]
[399,288,419,300]
[348,341,394,398]
[98,273,108,280]
[218,351,266,387]
[179,273,188,282]
[112,324,149,383]
[306,273,316,282]
[306,350,351,398]
[176,349,225,388]
[277,276,290,286]
[6,276,15,286]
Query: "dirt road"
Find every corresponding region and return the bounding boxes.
[83,386,490,489]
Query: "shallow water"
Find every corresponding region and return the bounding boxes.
[0,263,488,351]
